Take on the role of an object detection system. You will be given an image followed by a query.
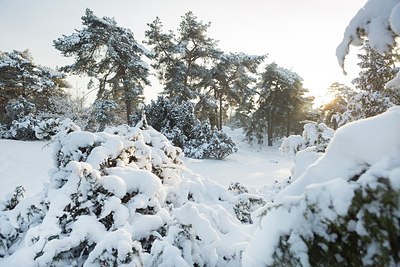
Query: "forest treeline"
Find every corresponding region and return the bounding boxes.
[1,9,399,152]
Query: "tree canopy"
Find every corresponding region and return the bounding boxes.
[54,8,150,126]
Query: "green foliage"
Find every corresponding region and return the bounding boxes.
[338,41,400,125]
[210,52,265,129]
[54,8,149,125]
[0,49,68,124]
[145,13,265,129]
[136,96,237,159]
[271,177,400,266]
[246,63,314,146]
[145,12,220,103]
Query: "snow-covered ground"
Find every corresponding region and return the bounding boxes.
[186,128,292,191]
[0,128,292,199]
[0,140,53,198]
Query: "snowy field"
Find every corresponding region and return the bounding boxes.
[0,128,292,199]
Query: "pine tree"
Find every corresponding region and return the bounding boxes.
[320,82,355,129]
[54,9,150,125]
[246,63,311,146]
[210,52,265,130]
[0,49,68,123]
[145,12,220,104]
[339,41,400,125]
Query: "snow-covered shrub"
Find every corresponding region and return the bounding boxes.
[243,107,400,267]
[302,122,334,152]
[259,176,295,203]
[34,118,62,140]
[0,120,249,266]
[7,114,37,140]
[280,134,306,157]
[339,91,394,126]
[137,96,237,160]
[280,122,333,180]
[228,182,266,224]
[0,124,9,139]
[206,129,238,160]
[184,120,238,160]
[281,122,334,157]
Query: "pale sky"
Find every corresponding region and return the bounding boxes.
[0,0,367,105]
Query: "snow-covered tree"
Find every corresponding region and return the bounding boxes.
[337,0,400,89]
[54,9,150,125]
[91,99,118,132]
[210,52,265,130]
[320,82,355,129]
[0,49,68,123]
[339,90,394,125]
[354,41,399,93]
[246,63,312,146]
[145,12,220,104]
[338,41,400,125]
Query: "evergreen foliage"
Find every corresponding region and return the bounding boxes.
[268,174,399,267]
[320,82,355,129]
[54,8,150,125]
[145,12,265,129]
[135,96,237,160]
[0,49,68,124]
[145,12,220,103]
[210,52,265,130]
[245,63,314,146]
[0,121,250,266]
[339,41,400,125]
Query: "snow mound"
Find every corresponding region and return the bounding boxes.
[243,107,400,266]
[0,121,252,266]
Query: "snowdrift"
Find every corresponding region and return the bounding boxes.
[0,121,263,267]
[243,107,400,266]
[1,107,399,266]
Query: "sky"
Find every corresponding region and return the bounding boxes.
[0,0,367,105]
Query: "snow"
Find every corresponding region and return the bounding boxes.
[277,106,400,200]
[1,107,399,266]
[337,0,400,87]
[242,107,400,266]
[0,140,53,197]
[0,129,292,200]
[186,128,292,191]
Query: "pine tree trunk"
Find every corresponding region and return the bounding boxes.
[125,97,132,125]
[267,111,273,146]
[219,93,223,130]
[286,110,291,137]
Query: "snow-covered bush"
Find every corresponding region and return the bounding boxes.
[0,120,249,266]
[34,118,62,140]
[184,120,238,160]
[281,121,334,156]
[228,182,266,224]
[7,114,37,140]
[243,107,400,267]
[339,91,394,126]
[280,122,333,179]
[2,116,74,141]
[92,99,118,131]
[136,96,237,160]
